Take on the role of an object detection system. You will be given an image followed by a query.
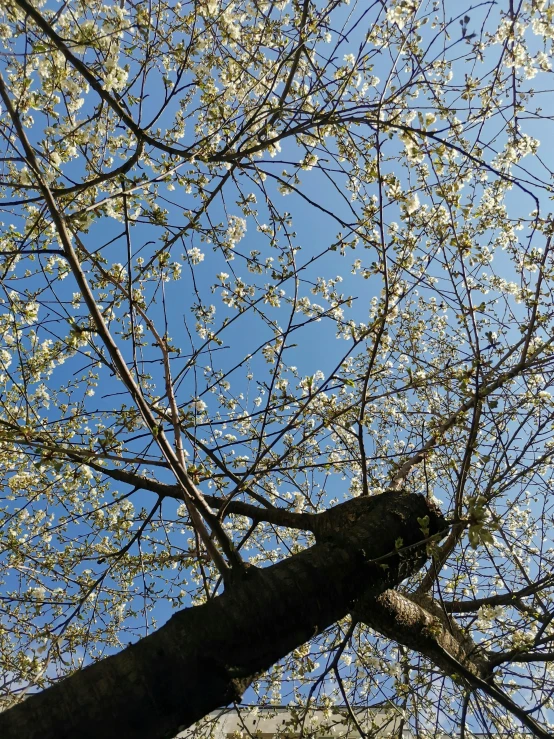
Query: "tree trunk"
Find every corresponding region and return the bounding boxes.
[0,491,444,739]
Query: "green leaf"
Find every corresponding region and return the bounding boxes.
[417,515,430,536]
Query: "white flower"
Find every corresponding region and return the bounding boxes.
[187,247,205,265]
[24,301,39,324]
[204,0,219,15]
[109,263,126,280]
[192,398,207,412]
[300,152,318,170]
[0,348,11,368]
[227,216,246,245]
[101,57,129,92]
[35,384,50,408]
[343,53,356,68]
[405,192,420,215]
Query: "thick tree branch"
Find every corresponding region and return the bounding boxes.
[75,458,318,531]
[354,591,553,739]
[443,574,554,614]
[354,590,491,682]
[81,459,456,541]
[491,650,554,665]
[416,524,465,594]
[0,492,444,739]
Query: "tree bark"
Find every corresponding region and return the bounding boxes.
[0,491,445,739]
[354,589,490,680]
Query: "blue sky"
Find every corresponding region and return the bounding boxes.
[3,0,554,730]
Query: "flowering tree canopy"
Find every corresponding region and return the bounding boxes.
[1,0,554,737]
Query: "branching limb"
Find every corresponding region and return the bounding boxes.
[389,335,554,489]
[443,574,554,614]
[65,456,318,531]
[12,0,189,158]
[354,589,491,682]
[354,590,553,739]
[0,70,236,582]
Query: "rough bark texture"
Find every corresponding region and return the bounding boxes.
[355,589,490,681]
[0,491,444,739]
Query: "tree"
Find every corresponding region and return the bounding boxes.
[0,0,554,736]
